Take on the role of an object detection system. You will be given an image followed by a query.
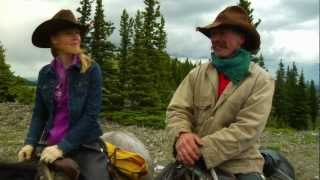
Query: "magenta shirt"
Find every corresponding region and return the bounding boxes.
[46,56,79,145]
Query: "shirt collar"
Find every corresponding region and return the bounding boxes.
[50,55,81,70]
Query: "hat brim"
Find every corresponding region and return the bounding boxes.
[197,21,260,54]
[32,19,88,48]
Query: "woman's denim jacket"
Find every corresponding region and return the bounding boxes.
[25,62,103,153]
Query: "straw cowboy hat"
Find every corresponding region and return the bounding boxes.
[32,9,88,48]
[197,6,260,54]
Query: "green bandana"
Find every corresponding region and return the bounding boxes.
[211,48,251,85]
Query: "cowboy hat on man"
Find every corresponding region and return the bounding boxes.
[197,5,260,54]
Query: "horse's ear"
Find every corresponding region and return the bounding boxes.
[155,162,179,180]
[37,162,55,180]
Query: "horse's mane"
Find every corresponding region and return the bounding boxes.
[0,161,38,180]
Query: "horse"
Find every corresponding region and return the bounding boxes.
[0,131,153,180]
[0,160,72,180]
[155,148,295,180]
[0,161,39,180]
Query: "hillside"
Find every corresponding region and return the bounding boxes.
[0,103,318,179]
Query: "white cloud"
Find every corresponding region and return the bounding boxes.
[0,0,318,81]
[273,29,318,63]
[0,0,79,78]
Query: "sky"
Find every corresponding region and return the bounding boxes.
[0,0,319,84]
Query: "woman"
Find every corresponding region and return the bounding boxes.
[17,9,110,180]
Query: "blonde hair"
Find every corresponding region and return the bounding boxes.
[78,50,93,73]
[51,48,93,73]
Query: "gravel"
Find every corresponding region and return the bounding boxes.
[0,102,318,179]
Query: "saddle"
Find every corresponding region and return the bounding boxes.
[156,148,295,180]
[35,141,148,180]
[48,158,80,180]
[155,161,235,180]
[261,149,295,180]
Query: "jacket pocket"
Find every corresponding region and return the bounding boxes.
[39,81,55,105]
[74,81,89,96]
[194,100,212,125]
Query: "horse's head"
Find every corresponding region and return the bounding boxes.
[0,161,38,180]
[155,162,217,180]
[0,159,78,180]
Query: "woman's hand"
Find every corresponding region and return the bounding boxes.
[40,145,63,163]
[18,145,34,162]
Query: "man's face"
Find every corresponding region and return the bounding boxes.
[210,27,245,58]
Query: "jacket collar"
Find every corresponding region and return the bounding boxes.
[51,56,81,69]
[205,62,256,112]
[44,56,80,74]
[206,62,255,83]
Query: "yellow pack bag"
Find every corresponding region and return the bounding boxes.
[104,142,148,180]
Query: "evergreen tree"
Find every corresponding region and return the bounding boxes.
[153,5,172,103]
[133,11,144,49]
[157,52,173,104]
[126,10,160,108]
[143,0,157,50]
[91,0,121,110]
[119,9,134,91]
[9,76,36,104]
[171,58,179,87]
[77,0,93,52]
[238,0,266,69]
[101,57,122,111]
[170,57,196,88]
[290,70,309,129]
[252,53,266,69]
[142,0,166,106]
[182,58,194,77]
[0,42,15,102]
[238,0,261,28]
[154,15,167,52]
[273,60,287,126]
[0,42,36,104]
[285,63,300,129]
[91,0,115,66]
[308,80,319,129]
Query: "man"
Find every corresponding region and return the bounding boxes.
[166,6,275,179]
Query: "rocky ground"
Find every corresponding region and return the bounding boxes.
[0,102,319,179]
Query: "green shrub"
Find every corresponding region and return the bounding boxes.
[14,86,36,105]
[102,109,166,129]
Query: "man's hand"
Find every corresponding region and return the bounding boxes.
[18,145,34,162]
[40,145,63,163]
[175,132,203,166]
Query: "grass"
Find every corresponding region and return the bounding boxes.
[102,109,166,129]
[0,103,318,179]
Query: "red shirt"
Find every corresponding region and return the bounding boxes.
[218,72,230,97]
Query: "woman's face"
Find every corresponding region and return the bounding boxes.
[50,28,81,55]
